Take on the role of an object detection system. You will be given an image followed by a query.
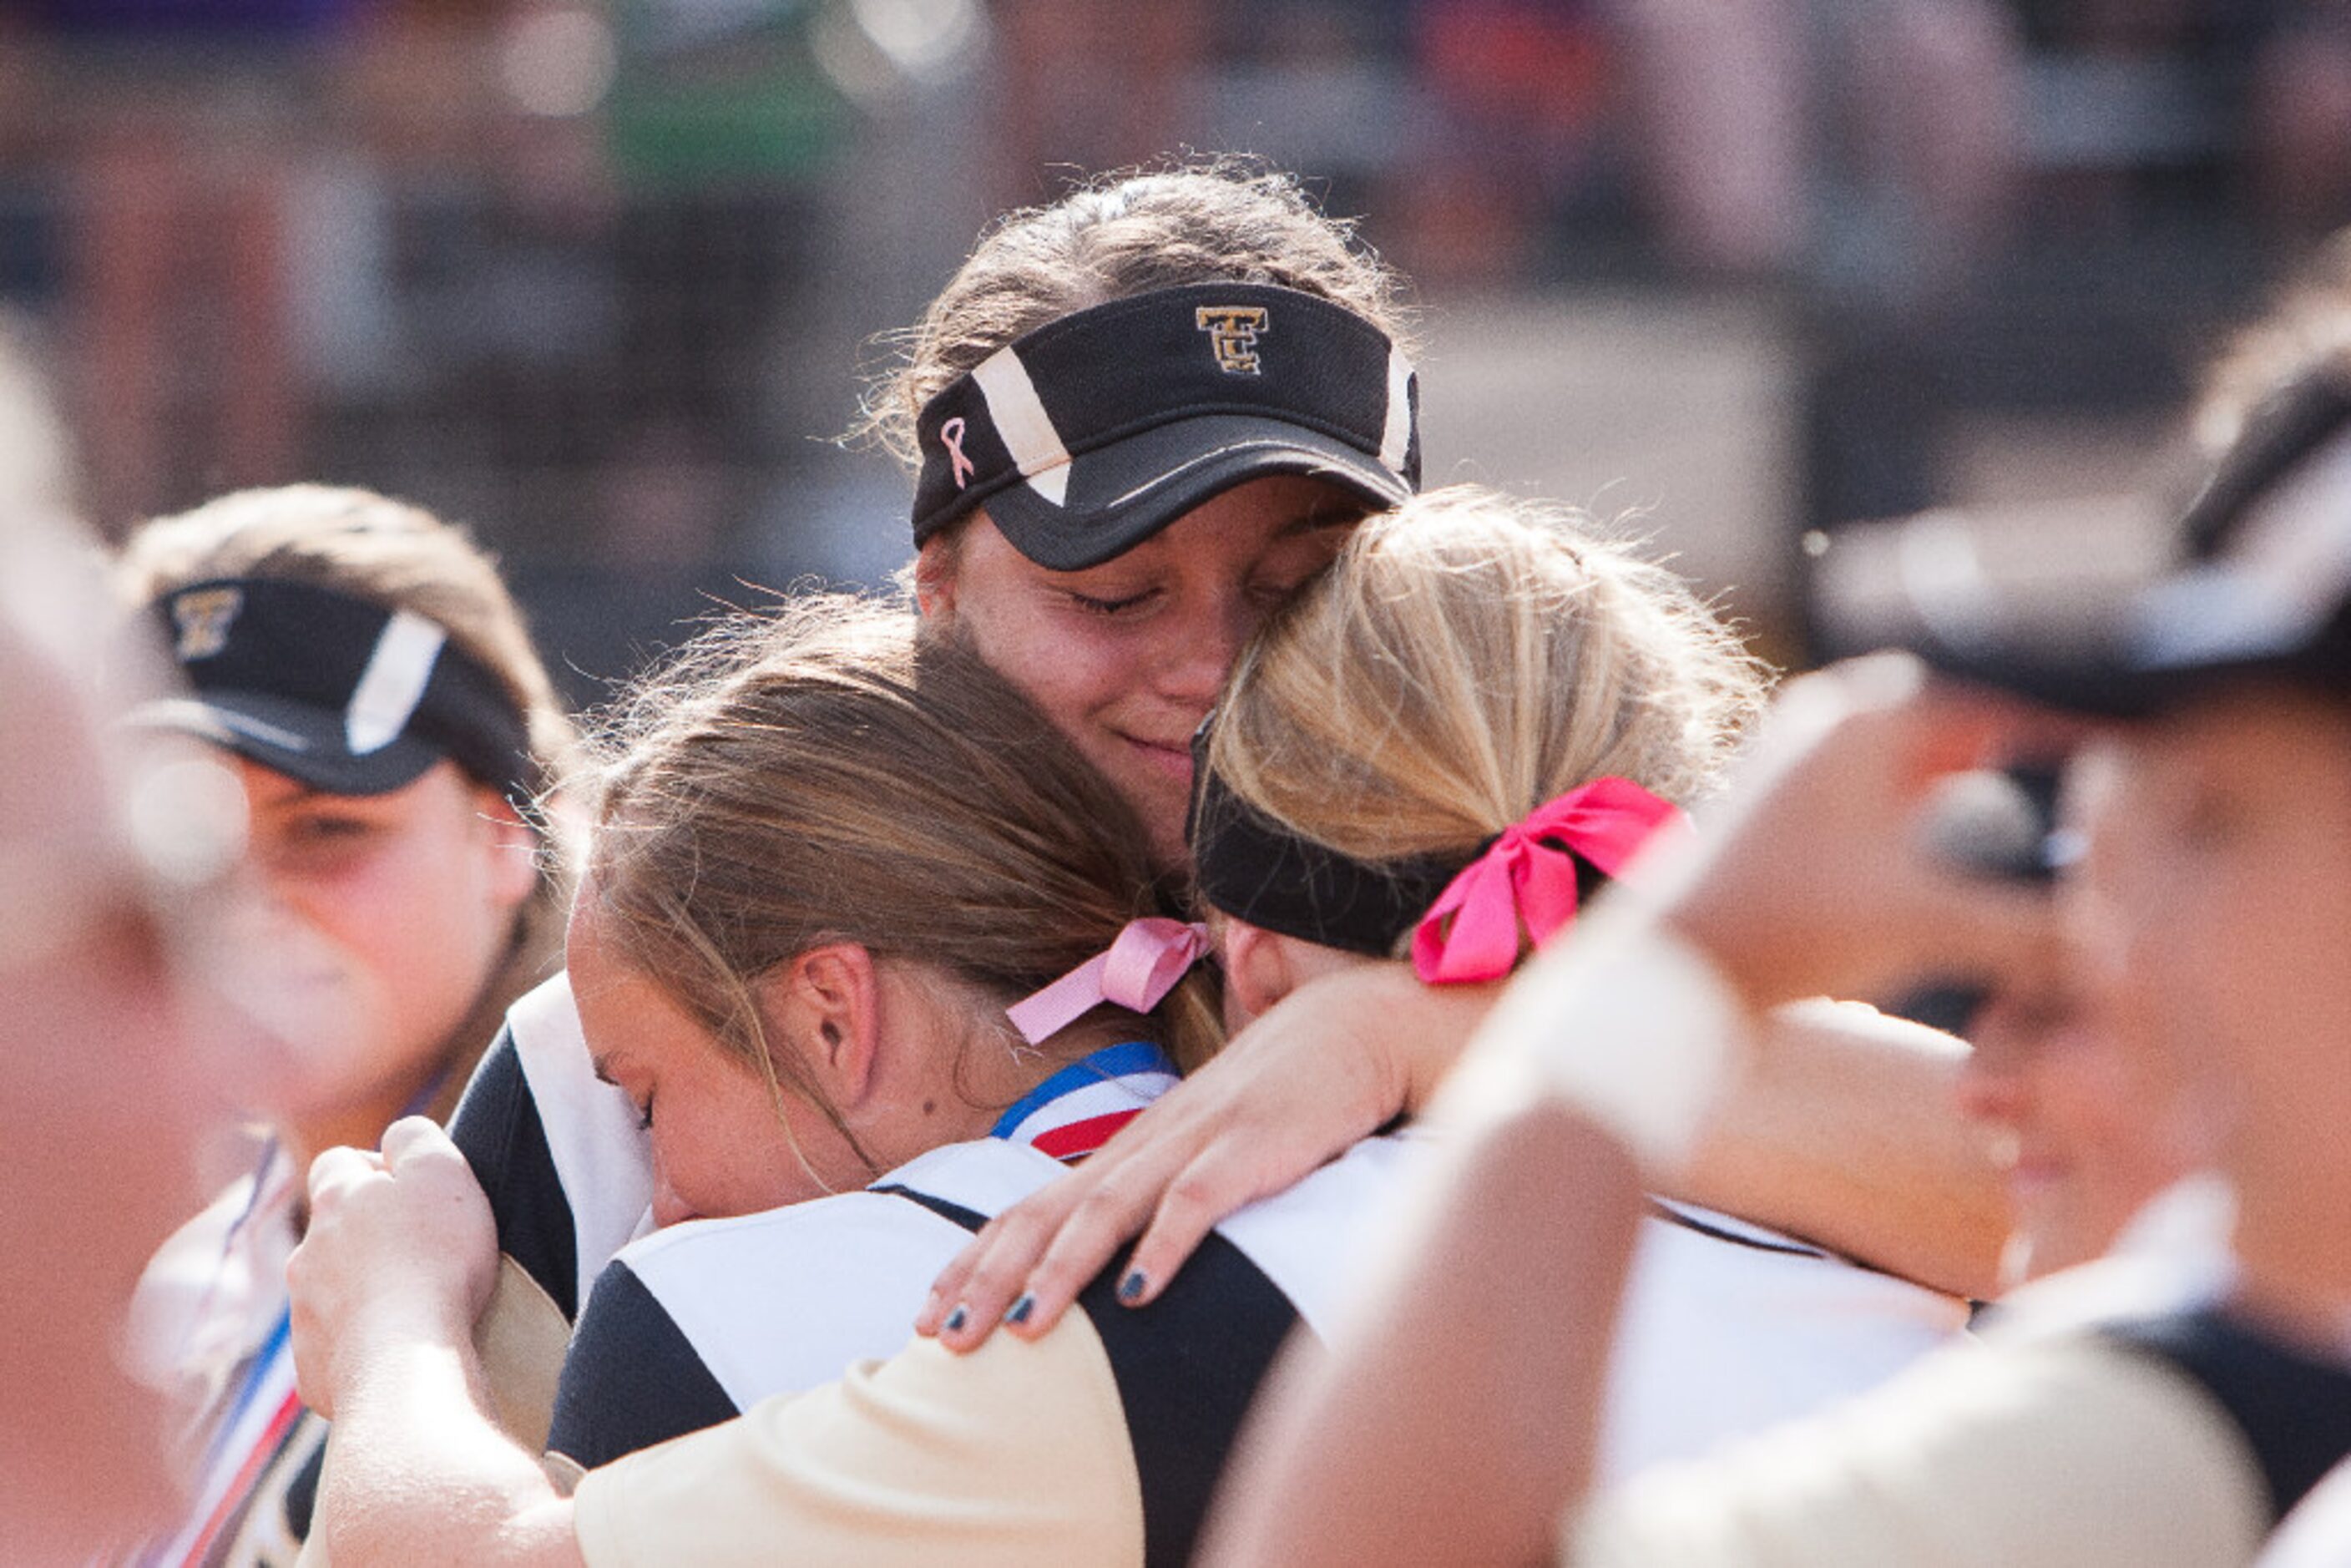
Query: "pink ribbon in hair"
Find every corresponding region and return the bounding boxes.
[1004,918,1211,1046]
[1411,777,1685,986]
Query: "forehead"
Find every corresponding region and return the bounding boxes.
[567,895,705,1054]
[971,474,1363,583]
[2109,686,2350,785]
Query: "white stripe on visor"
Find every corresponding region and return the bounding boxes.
[1380,347,1415,476]
[2135,423,2351,668]
[346,610,447,756]
[973,345,1073,507]
[2224,422,2351,612]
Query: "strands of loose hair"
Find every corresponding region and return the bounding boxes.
[1205,485,1774,952]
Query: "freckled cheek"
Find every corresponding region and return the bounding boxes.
[1034,645,1147,741]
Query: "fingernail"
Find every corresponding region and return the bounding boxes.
[943,1305,968,1333]
[1118,1269,1148,1303]
[1007,1293,1035,1325]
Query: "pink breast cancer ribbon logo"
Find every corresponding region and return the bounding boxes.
[941,417,975,489]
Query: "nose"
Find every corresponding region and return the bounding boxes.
[1158,589,1258,706]
[1954,996,2033,1129]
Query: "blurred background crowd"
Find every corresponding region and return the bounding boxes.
[6,0,2349,693]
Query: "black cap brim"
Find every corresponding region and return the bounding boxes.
[977,413,1413,573]
[129,690,446,796]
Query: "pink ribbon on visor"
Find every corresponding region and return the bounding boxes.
[1411,776,1685,986]
[1004,918,1211,1046]
[940,417,975,489]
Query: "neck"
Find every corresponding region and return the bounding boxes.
[2224,1152,2351,1353]
[282,1066,447,1178]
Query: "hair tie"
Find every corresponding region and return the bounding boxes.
[1004,918,1211,1046]
[1411,777,1684,985]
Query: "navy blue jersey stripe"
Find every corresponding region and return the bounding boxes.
[1645,1200,1827,1259]
[447,1028,580,1320]
[551,1262,741,1469]
[1075,1237,1300,1568]
[867,1183,989,1234]
[2103,1307,2351,1524]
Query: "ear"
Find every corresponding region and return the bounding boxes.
[912,534,958,622]
[759,942,884,1108]
[475,791,543,913]
[1219,918,1299,1031]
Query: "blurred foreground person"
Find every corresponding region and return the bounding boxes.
[117,486,571,1565]
[1207,352,2351,1566]
[0,481,248,1561]
[1951,751,2226,1302]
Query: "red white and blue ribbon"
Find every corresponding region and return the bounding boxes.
[989,1039,1181,1163]
[140,1309,304,1567]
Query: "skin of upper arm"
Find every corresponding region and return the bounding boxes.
[1380,960,2001,1298]
[1671,1001,2007,1299]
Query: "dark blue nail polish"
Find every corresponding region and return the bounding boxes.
[1007,1293,1035,1325]
[943,1305,968,1333]
[1118,1269,1148,1303]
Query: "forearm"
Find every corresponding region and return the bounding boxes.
[1342,964,1504,1115]
[319,1323,580,1568]
[1204,1099,1642,1568]
[1382,965,2005,1300]
[1672,1002,2005,1298]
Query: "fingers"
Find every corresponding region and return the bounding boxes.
[306,1142,382,1208]
[1909,872,2064,993]
[1103,1149,1249,1311]
[999,1151,1201,1332]
[914,1231,987,1338]
[927,1191,1084,1350]
[379,1114,451,1170]
[286,1237,333,1419]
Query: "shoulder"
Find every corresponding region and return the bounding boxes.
[591,1149,1060,1419]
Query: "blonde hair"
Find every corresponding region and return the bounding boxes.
[859,159,1413,473]
[114,484,574,1109]
[1206,486,1772,941]
[582,594,1221,1176]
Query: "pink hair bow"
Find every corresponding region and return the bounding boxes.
[1411,777,1684,985]
[1004,917,1211,1046]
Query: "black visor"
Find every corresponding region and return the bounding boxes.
[1817,377,2351,716]
[135,576,538,801]
[912,283,1419,571]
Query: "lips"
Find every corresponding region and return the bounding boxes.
[2005,1152,2070,1208]
[1118,732,1196,783]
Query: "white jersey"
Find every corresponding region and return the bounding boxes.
[458,978,1964,1492]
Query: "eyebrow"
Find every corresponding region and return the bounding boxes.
[589,1054,617,1086]
[1278,503,1368,538]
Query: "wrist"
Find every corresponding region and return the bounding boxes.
[341,1274,478,1361]
[1439,912,1751,1176]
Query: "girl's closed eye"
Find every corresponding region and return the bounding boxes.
[1069,587,1158,618]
